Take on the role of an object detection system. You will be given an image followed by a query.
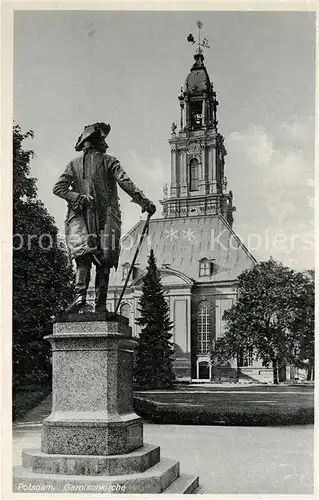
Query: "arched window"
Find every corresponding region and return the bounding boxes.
[190,101,203,130]
[122,263,130,281]
[189,158,199,191]
[199,258,212,277]
[197,301,211,354]
[120,302,131,325]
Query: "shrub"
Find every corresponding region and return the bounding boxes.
[133,397,314,426]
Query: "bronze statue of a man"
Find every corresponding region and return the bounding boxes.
[53,122,156,313]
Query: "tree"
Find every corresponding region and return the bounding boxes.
[13,124,75,388]
[290,270,314,381]
[212,328,248,383]
[215,258,314,384]
[134,249,175,389]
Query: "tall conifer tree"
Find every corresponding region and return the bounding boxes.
[134,249,175,388]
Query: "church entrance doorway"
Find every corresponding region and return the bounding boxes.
[199,361,210,379]
[196,360,211,380]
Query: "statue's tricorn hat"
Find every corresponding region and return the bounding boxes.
[75,122,111,151]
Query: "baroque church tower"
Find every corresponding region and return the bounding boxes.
[161,38,235,227]
[108,23,258,383]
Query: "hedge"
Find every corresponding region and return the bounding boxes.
[12,384,51,421]
[133,396,314,426]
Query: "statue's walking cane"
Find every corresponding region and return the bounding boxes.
[114,213,151,315]
[82,204,102,267]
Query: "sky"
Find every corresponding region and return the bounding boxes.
[13,10,315,270]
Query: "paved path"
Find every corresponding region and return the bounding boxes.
[13,424,313,494]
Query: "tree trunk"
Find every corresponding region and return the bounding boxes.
[210,360,215,381]
[307,358,314,381]
[236,353,241,382]
[278,359,286,382]
[272,357,279,384]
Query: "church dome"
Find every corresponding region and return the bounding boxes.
[184,52,211,95]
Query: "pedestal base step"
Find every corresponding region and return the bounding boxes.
[13,457,180,494]
[22,444,160,476]
[163,473,200,494]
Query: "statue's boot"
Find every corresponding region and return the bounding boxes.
[66,254,92,314]
[95,265,110,313]
[65,293,87,314]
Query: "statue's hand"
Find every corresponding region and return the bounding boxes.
[143,201,156,216]
[72,194,95,214]
[79,194,94,209]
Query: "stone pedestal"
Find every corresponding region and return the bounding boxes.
[13,313,199,494]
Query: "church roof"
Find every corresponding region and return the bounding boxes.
[109,214,257,288]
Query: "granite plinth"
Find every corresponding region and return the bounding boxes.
[41,417,143,455]
[22,444,160,475]
[42,319,142,455]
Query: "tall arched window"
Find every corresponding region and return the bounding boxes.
[120,302,131,325]
[197,301,211,354]
[189,158,199,191]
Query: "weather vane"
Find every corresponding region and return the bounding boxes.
[187,20,210,53]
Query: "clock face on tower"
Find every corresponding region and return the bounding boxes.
[187,141,201,155]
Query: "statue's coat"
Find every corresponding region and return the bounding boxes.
[53,149,149,269]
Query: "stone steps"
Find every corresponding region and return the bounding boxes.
[22,444,160,476]
[13,457,181,494]
[163,473,200,494]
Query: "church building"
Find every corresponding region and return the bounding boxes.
[104,38,263,383]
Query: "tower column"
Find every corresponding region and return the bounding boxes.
[170,146,178,198]
[211,147,217,193]
[180,150,188,197]
[199,146,206,194]
[185,97,191,129]
[178,90,185,131]
[180,103,184,131]
[210,102,214,127]
[202,98,207,127]
[208,146,213,194]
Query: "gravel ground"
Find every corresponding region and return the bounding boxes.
[12,423,313,494]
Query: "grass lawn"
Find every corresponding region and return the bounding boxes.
[135,386,314,410]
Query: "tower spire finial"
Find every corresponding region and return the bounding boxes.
[186,20,210,54]
[196,20,203,53]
